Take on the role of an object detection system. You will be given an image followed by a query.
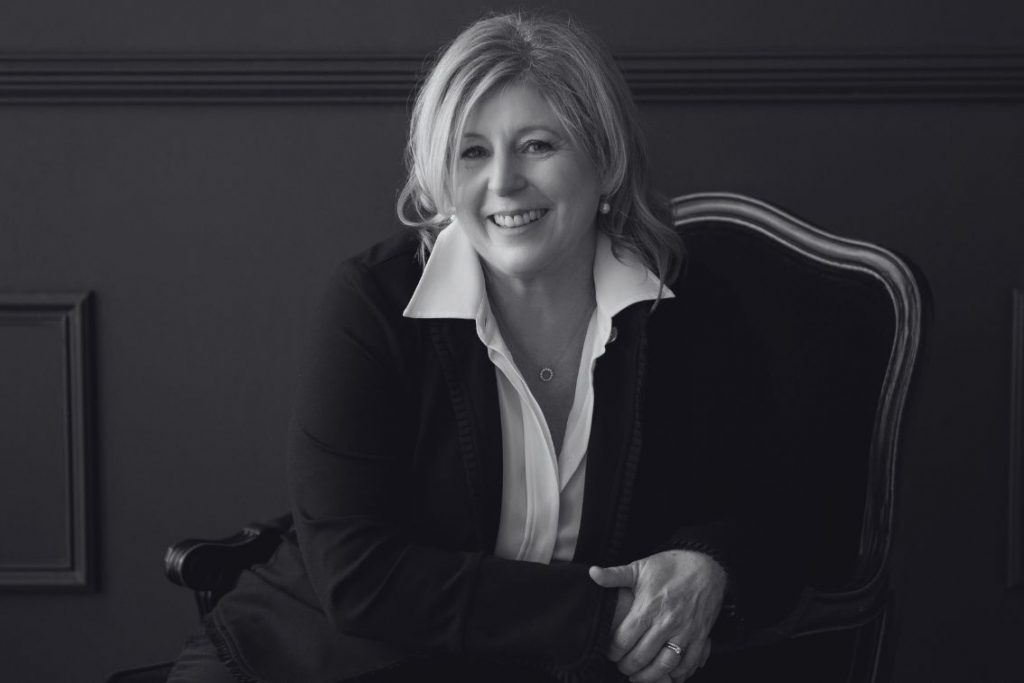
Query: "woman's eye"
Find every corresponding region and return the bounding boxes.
[460,146,488,160]
[522,140,554,154]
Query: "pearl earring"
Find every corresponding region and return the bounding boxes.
[599,200,611,215]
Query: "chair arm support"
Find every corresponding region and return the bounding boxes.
[164,513,292,608]
[728,575,888,653]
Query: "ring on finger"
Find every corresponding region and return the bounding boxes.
[663,641,684,657]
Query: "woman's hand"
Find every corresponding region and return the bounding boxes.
[589,550,726,682]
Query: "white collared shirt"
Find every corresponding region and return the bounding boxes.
[403,221,673,563]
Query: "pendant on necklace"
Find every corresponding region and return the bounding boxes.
[539,367,555,382]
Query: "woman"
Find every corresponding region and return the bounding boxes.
[170,12,784,683]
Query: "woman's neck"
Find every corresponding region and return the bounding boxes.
[482,249,597,337]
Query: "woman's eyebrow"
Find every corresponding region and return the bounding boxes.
[461,126,562,139]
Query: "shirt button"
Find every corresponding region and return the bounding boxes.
[608,326,618,343]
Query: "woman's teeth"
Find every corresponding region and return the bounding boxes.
[490,209,547,228]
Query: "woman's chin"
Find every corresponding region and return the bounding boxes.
[480,247,555,281]
[481,227,550,272]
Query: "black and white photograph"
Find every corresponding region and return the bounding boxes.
[0,2,1021,681]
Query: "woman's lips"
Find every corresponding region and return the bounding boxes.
[488,209,549,228]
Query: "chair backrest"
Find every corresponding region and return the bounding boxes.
[672,193,924,678]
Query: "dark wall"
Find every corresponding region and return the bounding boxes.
[0,2,1021,681]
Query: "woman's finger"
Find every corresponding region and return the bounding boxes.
[617,622,687,678]
[699,639,711,668]
[624,638,688,683]
[606,604,647,663]
[589,563,637,589]
[668,636,707,681]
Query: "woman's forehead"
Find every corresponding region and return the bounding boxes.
[461,82,566,138]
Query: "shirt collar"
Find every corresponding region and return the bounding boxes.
[592,230,674,317]
[402,220,673,321]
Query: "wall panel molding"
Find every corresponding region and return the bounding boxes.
[0,292,95,591]
[0,52,1022,104]
[1010,289,1024,588]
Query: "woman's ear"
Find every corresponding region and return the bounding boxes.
[599,175,617,199]
[598,178,617,212]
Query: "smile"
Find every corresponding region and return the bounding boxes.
[488,209,548,228]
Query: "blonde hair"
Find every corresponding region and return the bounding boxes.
[396,11,684,285]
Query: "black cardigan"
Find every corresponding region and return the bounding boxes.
[206,230,791,682]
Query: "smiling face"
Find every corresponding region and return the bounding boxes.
[452,82,605,283]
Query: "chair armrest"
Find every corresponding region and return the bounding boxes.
[760,575,888,643]
[716,574,888,655]
[164,513,292,618]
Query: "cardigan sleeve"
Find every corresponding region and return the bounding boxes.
[287,260,615,669]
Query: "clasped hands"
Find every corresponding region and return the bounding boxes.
[589,550,727,682]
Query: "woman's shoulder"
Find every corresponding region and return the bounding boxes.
[323,229,424,315]
[336,229,423,285]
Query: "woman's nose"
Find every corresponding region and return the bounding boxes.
[487,152,526,196]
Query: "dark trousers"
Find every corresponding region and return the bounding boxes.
[167,631,236,683]
[168,629,563,682]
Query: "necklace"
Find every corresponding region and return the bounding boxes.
[492,302,594,384]
[537,308,593,382]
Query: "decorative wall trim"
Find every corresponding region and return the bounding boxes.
[0,292,95,591]
[1010,289,1024,588]
[0,52,1022,104]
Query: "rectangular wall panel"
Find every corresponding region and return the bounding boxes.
[1010,289,1024,588]
[0,292,94,590]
